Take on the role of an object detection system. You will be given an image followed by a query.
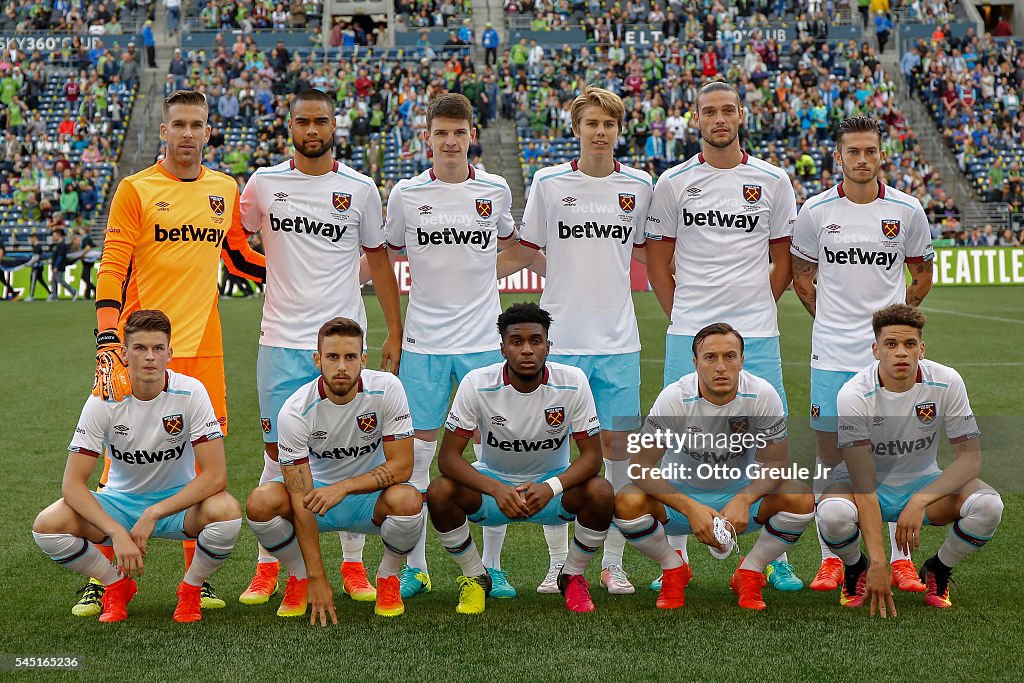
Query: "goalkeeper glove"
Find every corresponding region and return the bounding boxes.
[93,328,132,402]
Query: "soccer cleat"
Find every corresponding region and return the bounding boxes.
[276,576,308,617]
[537,562,564,594]
[919,558,953,608]
[650,550,691,591]
[341,561,377,601]
[200,582,225,608]
[399,564,431,599]
[72,579,105,617]
[98,577,138,623]
[809,557,845,591]
[239,562,280,604]
[557,573,596,613]
[600,564,636,595]
[486,568,517,598]
[840,559,868,608]
[891,559,927,593]
[374,576,405,617]
[765,560,804,591]
[731,568,768,611]
[173,582,203,623]
[655,565,688,609]
[455,573,491,615]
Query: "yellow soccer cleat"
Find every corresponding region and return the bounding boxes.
[200,582,225,609]
[276,576,308,618]
[341,561,376,601]
[455,574,491,615]
[72,579,105,617]
[374,576,405,617]
[239,562,280,605]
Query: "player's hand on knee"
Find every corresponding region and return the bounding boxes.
[113,532,144,578]
[93,329,132,402]
[308,575,338,627]
[518,482,553,516]
[895,502,925,555]
[303,484,346,515]
[129,510,158,557]
[719,497,750,536]
[688,503,721,549]
[866,563,897,619]
[493,483,531,519]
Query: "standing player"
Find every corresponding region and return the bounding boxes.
[615,323,815,611]
[237,88,403,606]
[791,115,936,594]
[496,85,652,595]
[80,90,265,616]
[816,305,1001,614]
[644,81,798,590]
[428,303,613,614]
[33,310,242,623]
[383,93,516,599]
[245,318,423,621]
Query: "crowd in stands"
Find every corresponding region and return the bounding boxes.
[393,0,472,29]
[0,0,153,33]
[185,0,323,32]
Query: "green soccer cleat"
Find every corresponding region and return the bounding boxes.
[455,574,491,615]
[72,579,105,617]
[765,560,804,591]
[200,582,226,609]
[399,564,431,599]
[486,568,517,599]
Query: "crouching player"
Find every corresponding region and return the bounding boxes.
[427,303,614,614]
[33,310,241,623]
[816,304,1002,615]
[614,322,815,610]
[245,318,424,622]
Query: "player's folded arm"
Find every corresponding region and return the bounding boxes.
[557,429,603,489]
[61,451,127,540]
[437,425,500,495]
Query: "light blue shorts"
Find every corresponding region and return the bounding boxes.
[270,478,420,534]
[661,479,764,536]
[399,349,503,431]
[830,471,942,524]
[549,352,641,431]
[257,345,319,443]
[664,333,787,413]
[809,368,857,432]
[467,466,575,527]
[93,485,191,540]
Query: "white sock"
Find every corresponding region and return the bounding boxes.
[544,524,569,564]
[33,533,122,585]
[815,497,863,566]
[667,534,688,562]
[257,452,283,564]
[601,459,630,568]
[183,518,242,586]
[937,490,1003,568]
[405,506,429,572]
[436,521,485,577]
[340,531,365,563]
[247,516,307,579]
[740,510,814,572]
[380,511,426,578]
[615,516,683,570]
[410,438,435,491]
[481,525,507,570]
[562,523,607,576]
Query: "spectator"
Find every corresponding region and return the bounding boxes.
[165,0,181,34]
[142,20,157,69]
[997,228,1019,246]
[482,22,499,67]
[25,233,50,302]
[874,11,893,54]
[48,228,76,301]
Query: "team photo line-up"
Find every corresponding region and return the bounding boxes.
[30,82,1002,626]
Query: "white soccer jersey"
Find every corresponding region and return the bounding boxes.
[445,362,601,485]
[837,359,979,486]
[241,159,385,349]
[642,370,788,490]
[276,370,414,484]
[792,181,935,371]
[645,152,797,337]
[384,166,515,354]
[519,160,652,355]
[68,371,223,494]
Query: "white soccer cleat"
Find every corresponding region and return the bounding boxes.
[537,562,564,594]
[600,565,636,595]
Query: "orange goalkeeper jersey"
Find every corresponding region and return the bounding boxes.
[96,162,266,357]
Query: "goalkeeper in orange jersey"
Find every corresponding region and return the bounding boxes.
[75,90,266,617]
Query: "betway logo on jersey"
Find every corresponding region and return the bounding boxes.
[109,442,186,464]
[270,212,348,243]
[486,431,566,452]
[557,221,633,244]
[416,227,492,248]
[823,246,899,270]
[681,209,760,233]
[154,224,225,244]
[314,438,381,460]
[873,433,936,457]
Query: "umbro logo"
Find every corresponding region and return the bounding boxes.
[418,205,432,215]
[274,192,288,201]
[873,416,885,426]
[826,223,842,233]
[114,424,129,433]
[562,196,576,207]
[311,430,327,439]
[491,415,507,426]
[155,201,171,211]
[686,187,701,196]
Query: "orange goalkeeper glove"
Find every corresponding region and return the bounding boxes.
[93,328,132,402]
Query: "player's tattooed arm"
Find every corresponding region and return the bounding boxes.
[334,438,414,496]
[282,460,314,494]
[905,260,934,307]
[790,254,818,318]
[368,463,398,490]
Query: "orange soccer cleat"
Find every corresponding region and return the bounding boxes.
[374,575,405,617]
[341,561,377,601]
[891,559,927,593]
[173,581,203,623]
[98,577,138,623]
[276,576,308,617]
[655,564,690,609]
[730,568,768,611]
[809,557,845,591]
